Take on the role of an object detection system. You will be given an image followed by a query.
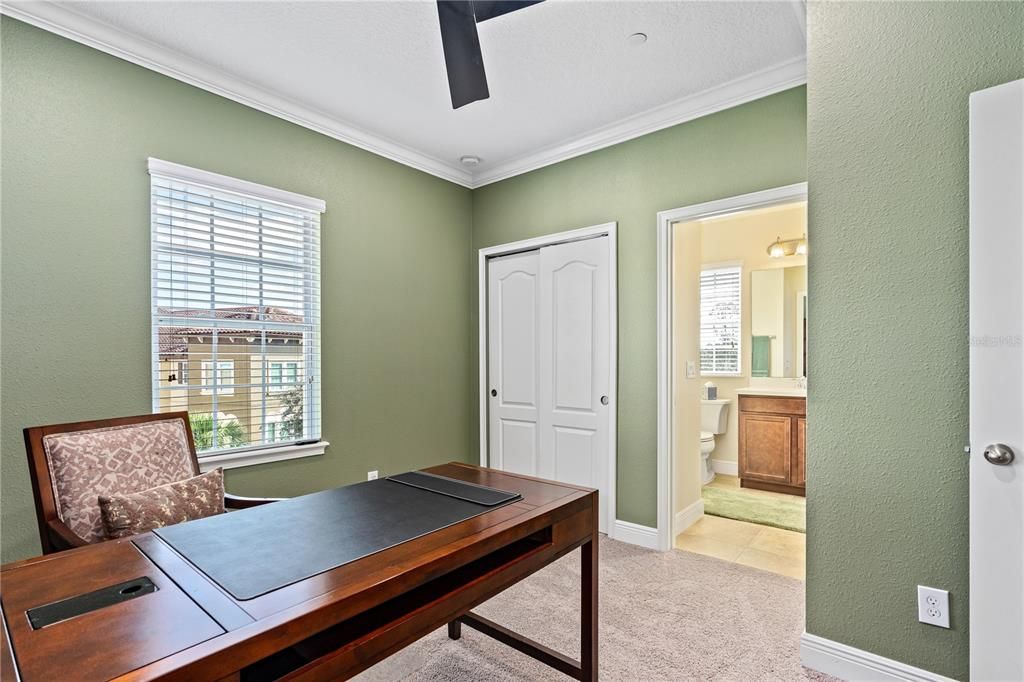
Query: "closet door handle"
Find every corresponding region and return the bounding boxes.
[491,389,498,397]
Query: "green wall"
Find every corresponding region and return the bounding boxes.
[8,10,1018,675]
[805,2,1022,679]
[471,88,808,526]
[0,18,474,563]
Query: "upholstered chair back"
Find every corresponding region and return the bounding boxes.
[40,418,197,543]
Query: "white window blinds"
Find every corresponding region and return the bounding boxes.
[150,158,324,456]
[700,265,742,375]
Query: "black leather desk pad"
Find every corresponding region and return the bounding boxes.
[154,474,522,601]
[386,471,519,506]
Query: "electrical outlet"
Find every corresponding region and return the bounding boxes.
[917,586,950,628]
[367,470,379,481]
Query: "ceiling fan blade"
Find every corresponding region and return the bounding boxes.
[436,0,490,109]
[472,0,544,22]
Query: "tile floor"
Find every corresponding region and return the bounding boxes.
[675,475,806,580]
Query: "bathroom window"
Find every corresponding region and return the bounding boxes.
[700,265,742,376]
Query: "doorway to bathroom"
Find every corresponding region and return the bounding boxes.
[655,183,808,580]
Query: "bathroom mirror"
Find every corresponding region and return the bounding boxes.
[750,266,807,377]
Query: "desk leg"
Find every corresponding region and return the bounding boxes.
[453,504,599,681]
[581,521,598,681]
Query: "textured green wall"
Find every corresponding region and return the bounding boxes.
[805,2,1022,679]
[0,18,474,562]
[471,88,808,526]
[12,13,1015,674]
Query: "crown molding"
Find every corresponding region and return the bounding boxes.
[0,1,475,188]
[2,1,805,190]
[471,55,807,188]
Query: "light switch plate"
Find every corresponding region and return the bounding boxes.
[686,360,697,379]
[917,585,950,628]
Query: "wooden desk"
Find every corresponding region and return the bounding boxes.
[0,463,598,681]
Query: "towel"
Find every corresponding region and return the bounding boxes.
[751,336,771,377]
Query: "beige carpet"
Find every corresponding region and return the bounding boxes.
[356,537,837,681]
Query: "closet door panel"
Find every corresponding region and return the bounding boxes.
[538,237,610,531]
[487,250,540,475]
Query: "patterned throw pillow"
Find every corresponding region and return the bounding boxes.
[99,468,225,539]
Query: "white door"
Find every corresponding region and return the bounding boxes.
[538,238,610,531]
[488,250,541,476]
[969,78,1023,681]
[487,236,612,532]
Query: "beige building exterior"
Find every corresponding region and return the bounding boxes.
[157,307,307,450]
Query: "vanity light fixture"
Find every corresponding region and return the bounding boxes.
[796,235,808,256]
[767,234,808,258]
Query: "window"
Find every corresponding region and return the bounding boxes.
[151,158,325,457]
[268,361,299,392]
[200,360,235,395]
[700,265,742,376]
[263,407,289,443]
[176,361,190,386]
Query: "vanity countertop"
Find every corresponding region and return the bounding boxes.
[736,386,807,398]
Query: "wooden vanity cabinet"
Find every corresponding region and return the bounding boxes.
[738,395,806,496]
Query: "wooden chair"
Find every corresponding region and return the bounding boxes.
[24,411,279,554]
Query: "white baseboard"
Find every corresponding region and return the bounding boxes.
[800,633,958,682]
[611,520,660,550]
[711,459,738,476]
[673,499,704,537]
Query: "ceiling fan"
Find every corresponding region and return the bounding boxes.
[436,0,544,109]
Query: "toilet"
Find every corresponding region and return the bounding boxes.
[700,398,732,485]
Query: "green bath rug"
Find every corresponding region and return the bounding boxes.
[702,485,806,533]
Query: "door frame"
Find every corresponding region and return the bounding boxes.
[656,183,807,551]
[478,222,618,535]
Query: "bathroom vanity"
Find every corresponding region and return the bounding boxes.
[738,265,808,496]
[737,389,806,496]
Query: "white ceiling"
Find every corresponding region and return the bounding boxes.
[8,1,806,187]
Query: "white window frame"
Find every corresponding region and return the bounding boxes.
[699,261,743,377]
[149,158,329,471]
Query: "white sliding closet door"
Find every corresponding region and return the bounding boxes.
[487,250,541,476]
[487,236,611,533]
[539,237,610,531]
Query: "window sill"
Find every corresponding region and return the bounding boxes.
[198,441,328,472]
